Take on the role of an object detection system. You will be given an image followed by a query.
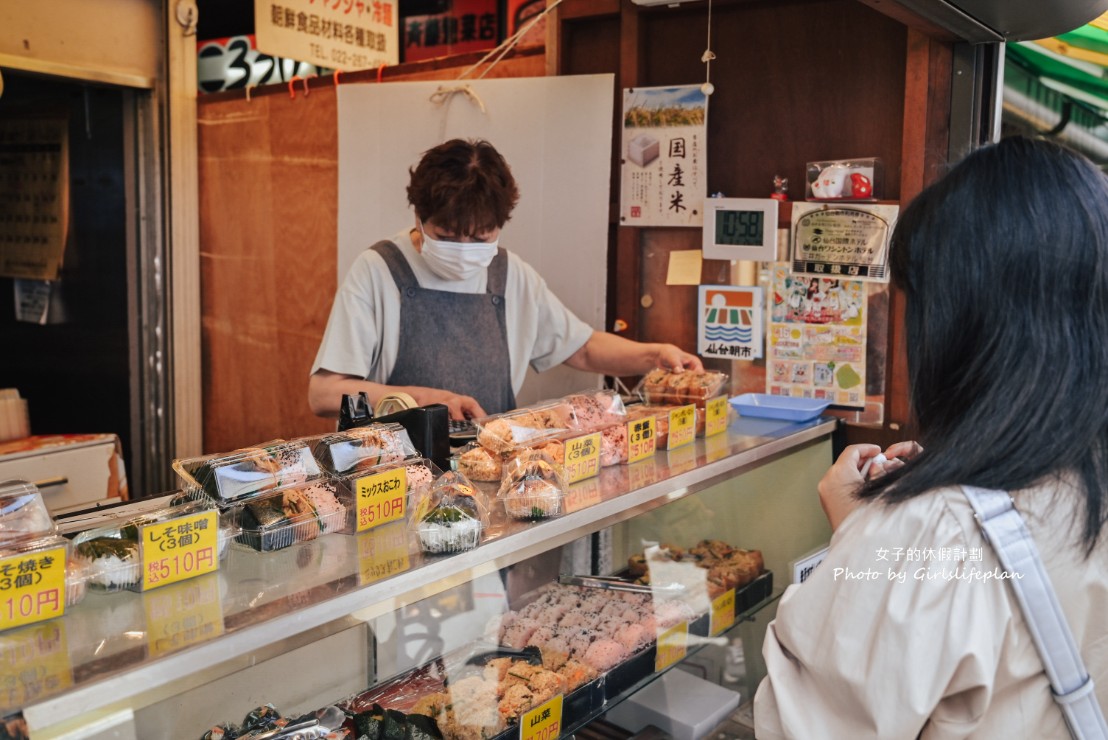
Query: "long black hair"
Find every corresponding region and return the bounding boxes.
[864,136,1108,553]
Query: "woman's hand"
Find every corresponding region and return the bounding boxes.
[819,444,882,532]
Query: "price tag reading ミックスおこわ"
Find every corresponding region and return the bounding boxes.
[356,467,407,532]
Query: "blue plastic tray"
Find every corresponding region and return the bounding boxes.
[729,393,830,422]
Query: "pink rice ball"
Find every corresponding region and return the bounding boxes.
[583,639,629,672]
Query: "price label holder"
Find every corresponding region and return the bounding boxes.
[0,621,72,711]
[710,589,736,636]
[0,546,66,630]
[655,621,689,671]
[627,417,656,463]
[704,396,729,437]
[520,693,563,740]
[140,510,220,591]
[667,405,697,450]
[564,432,601,484]
[143,572,225,658]
[356,467,408,533]
[357,521,411,586]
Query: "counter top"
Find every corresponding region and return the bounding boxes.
[4,415,836,729]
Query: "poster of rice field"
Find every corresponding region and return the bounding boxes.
[619,85,708,227]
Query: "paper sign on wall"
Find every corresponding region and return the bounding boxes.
[255,0,399,71]
[698,285,763,360]
[0,118,69,280]
[620,85,708,227]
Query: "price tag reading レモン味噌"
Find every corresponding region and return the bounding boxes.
[141,510,220,590]
[704,396,729,437]
[667,405,697,449]
[356,467,408,532]
[627,417,656,463]
[710,589,736,635]
[520,693,563,740]
[0,547,66,630]
[655,621,689,671]
[564,433,601,483]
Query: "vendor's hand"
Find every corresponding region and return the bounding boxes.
[655,345,704,373]
[407,387,486,421]
[819,444,882,532]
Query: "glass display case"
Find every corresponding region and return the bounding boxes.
[1,415,835,739]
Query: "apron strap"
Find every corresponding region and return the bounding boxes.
[486,247,508,296]
[370,241,419,292]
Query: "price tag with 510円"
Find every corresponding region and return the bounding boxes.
[356,467,407,532]
[141,510,220,591]
[564,433,601,483]
[704,396,729,437]
[667,405,697,450]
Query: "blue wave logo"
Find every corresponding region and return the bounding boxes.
[705,326,753,341]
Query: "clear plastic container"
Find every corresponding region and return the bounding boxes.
[453,441,505,482]
[172,440,323,506]
[626,405,673,449]
[412,470,487,554]
[563,389,627,433]
[473,401,579,453]
[235,479,352,552]
[303,423,418,476]
[71,498,227,593]
[0,480,57,546]
[599,424,629,467]
[635,370,729,408]
[497,451,568,520]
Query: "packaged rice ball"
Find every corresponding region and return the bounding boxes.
[497,451,567,520]
[563,389,628,432]
[412,470,488,554]
[454,442,504,482]
[0,480,57,546]
[473,401,578,453]
[302,423,418,476]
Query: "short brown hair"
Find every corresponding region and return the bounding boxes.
[406,139,520,235]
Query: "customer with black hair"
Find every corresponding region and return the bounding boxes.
[754,136,1108,738]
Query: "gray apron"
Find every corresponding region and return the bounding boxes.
[371,240,516,415]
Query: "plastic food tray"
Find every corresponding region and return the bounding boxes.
[729,393,830,422]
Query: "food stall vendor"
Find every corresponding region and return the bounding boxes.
[309,138,701,421]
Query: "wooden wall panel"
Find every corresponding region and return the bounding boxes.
[198,53,545,454]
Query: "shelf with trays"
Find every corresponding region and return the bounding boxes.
[4,415,834,738]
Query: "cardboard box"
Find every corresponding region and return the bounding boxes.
[0,434,129,514]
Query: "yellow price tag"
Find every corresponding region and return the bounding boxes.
[655,621,689,671]
[0,621,72,713]
[356,467,407,532]
[357,521,411,586]
[144,572,225,657]
[704,396,729,437]
[0,547,66,630]
[627,417,656,463]
[667,405,696,449]
[710,589,736,636]
[564,478,603,513]
[564,432,601,483]
[520,694,563,740]
[140,510,220,591]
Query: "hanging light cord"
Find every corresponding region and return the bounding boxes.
[702,0,716,96]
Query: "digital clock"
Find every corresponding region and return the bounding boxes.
[702,197,779,261]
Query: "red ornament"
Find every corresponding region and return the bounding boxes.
[849,173,873,198]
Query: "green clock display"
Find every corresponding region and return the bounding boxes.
[715,209,765,246]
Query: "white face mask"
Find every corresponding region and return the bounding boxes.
[419,228,499,281]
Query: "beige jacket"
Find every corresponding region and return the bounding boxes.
[754,483,1108,739]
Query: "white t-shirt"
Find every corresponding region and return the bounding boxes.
[312,230,594,396]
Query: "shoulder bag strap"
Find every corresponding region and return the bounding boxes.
[963,485,1108,740]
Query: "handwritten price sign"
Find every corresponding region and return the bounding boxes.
[704,396,729,437]
[0,547,66,630]
[356,467,407,532]
[667,405,697,450]
[655,621,689,671]
[141,510,220,590]
[520,694,563,740]
[627,417,656,463]
[564,433,601,483]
